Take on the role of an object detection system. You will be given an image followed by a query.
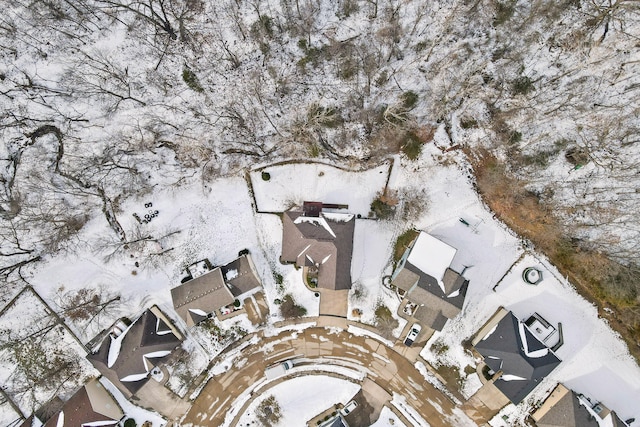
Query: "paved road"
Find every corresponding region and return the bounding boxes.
[181,326,473,426]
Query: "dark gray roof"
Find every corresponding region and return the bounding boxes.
[87,308,183,395]
[536,389,599,427]
[475,312,561,404]
[281,210,355,290]
[328,416,347,427]
[221,255,262,297]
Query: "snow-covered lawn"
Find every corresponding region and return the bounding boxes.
[250,161,391,215]
[236,375,360,426]
[370,406,407,427]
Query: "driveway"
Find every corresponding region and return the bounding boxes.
[181,325,474,426]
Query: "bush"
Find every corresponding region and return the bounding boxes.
[511,76,534,95]
[280,294,307,318]
[494,1,516,25]
[233,299,241,308]
[393,229,419,263]
[374,303,398,339]
[182,67,204,92]
[401,131,423,160]
[261,171,271,181]
[124,419,137,427]
[273,271,283,285]
[370,191,398,220]
[401,91,419,110]
[256,395,281,427]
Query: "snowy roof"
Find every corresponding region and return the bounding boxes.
[87,307,183,396]
[220,254,262,297]
[406,232,457,285]
[281,208,355,290]
[474,310,561,404]
[42,379,122,427]
[392,260,468,331]
[171,267,235,327]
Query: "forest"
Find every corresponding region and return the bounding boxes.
[1,0,639,357]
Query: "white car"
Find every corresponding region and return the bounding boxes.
[404,323,422,346]
[341,400,358,416]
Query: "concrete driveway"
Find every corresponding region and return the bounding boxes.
[181,325,474,427]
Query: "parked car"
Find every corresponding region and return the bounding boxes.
[264,360,294,380]
[404,324,421,346]
[341,400,358,416]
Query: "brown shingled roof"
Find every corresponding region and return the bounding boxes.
[171,268,235,327]
[281,208,355,290]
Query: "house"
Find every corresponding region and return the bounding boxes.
[391,231,468,330]
[41,378,124,427]
[171,254,262,326]
[87,306,184,397]
[532,383,629,427]
[472,307,562,405]
[281,202,355,290]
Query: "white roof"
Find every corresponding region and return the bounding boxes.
[407,232,457,282]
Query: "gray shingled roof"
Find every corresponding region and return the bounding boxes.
[474,312,561,404]
[281,210,355,290]
[87,308,183,395]
[536,388,599,427]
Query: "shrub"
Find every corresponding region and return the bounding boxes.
[124,419,137,427]
[494,1,516,25]
[393,229,419,264]
[401,91,419,110]
[401,130,423,160]
[508,130,522,144]
[256,395,281,427]
[261,171,271,181]
[182,67,204,92]
[370,191,398,220]
[273,271,283,285]
[374,303,398,339]
[233,299,241,308]
[511,76,534,95]
[280,294,307,318]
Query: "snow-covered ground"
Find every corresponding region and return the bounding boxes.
[236,375,360,426]
[2,149,640,427]
[250,162,391,215]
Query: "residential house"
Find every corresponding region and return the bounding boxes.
[391,231,468,330]
[281,202,355,290]
[87,306,184,398]
[532,383,629,427]
[40,378,124,427]
[472,307,562,405]
[171,254,262,326]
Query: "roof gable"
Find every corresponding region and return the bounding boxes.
[281,208,355,290]
[475,312,561,404]
[87,308,183,395]
[406,232,457,283]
